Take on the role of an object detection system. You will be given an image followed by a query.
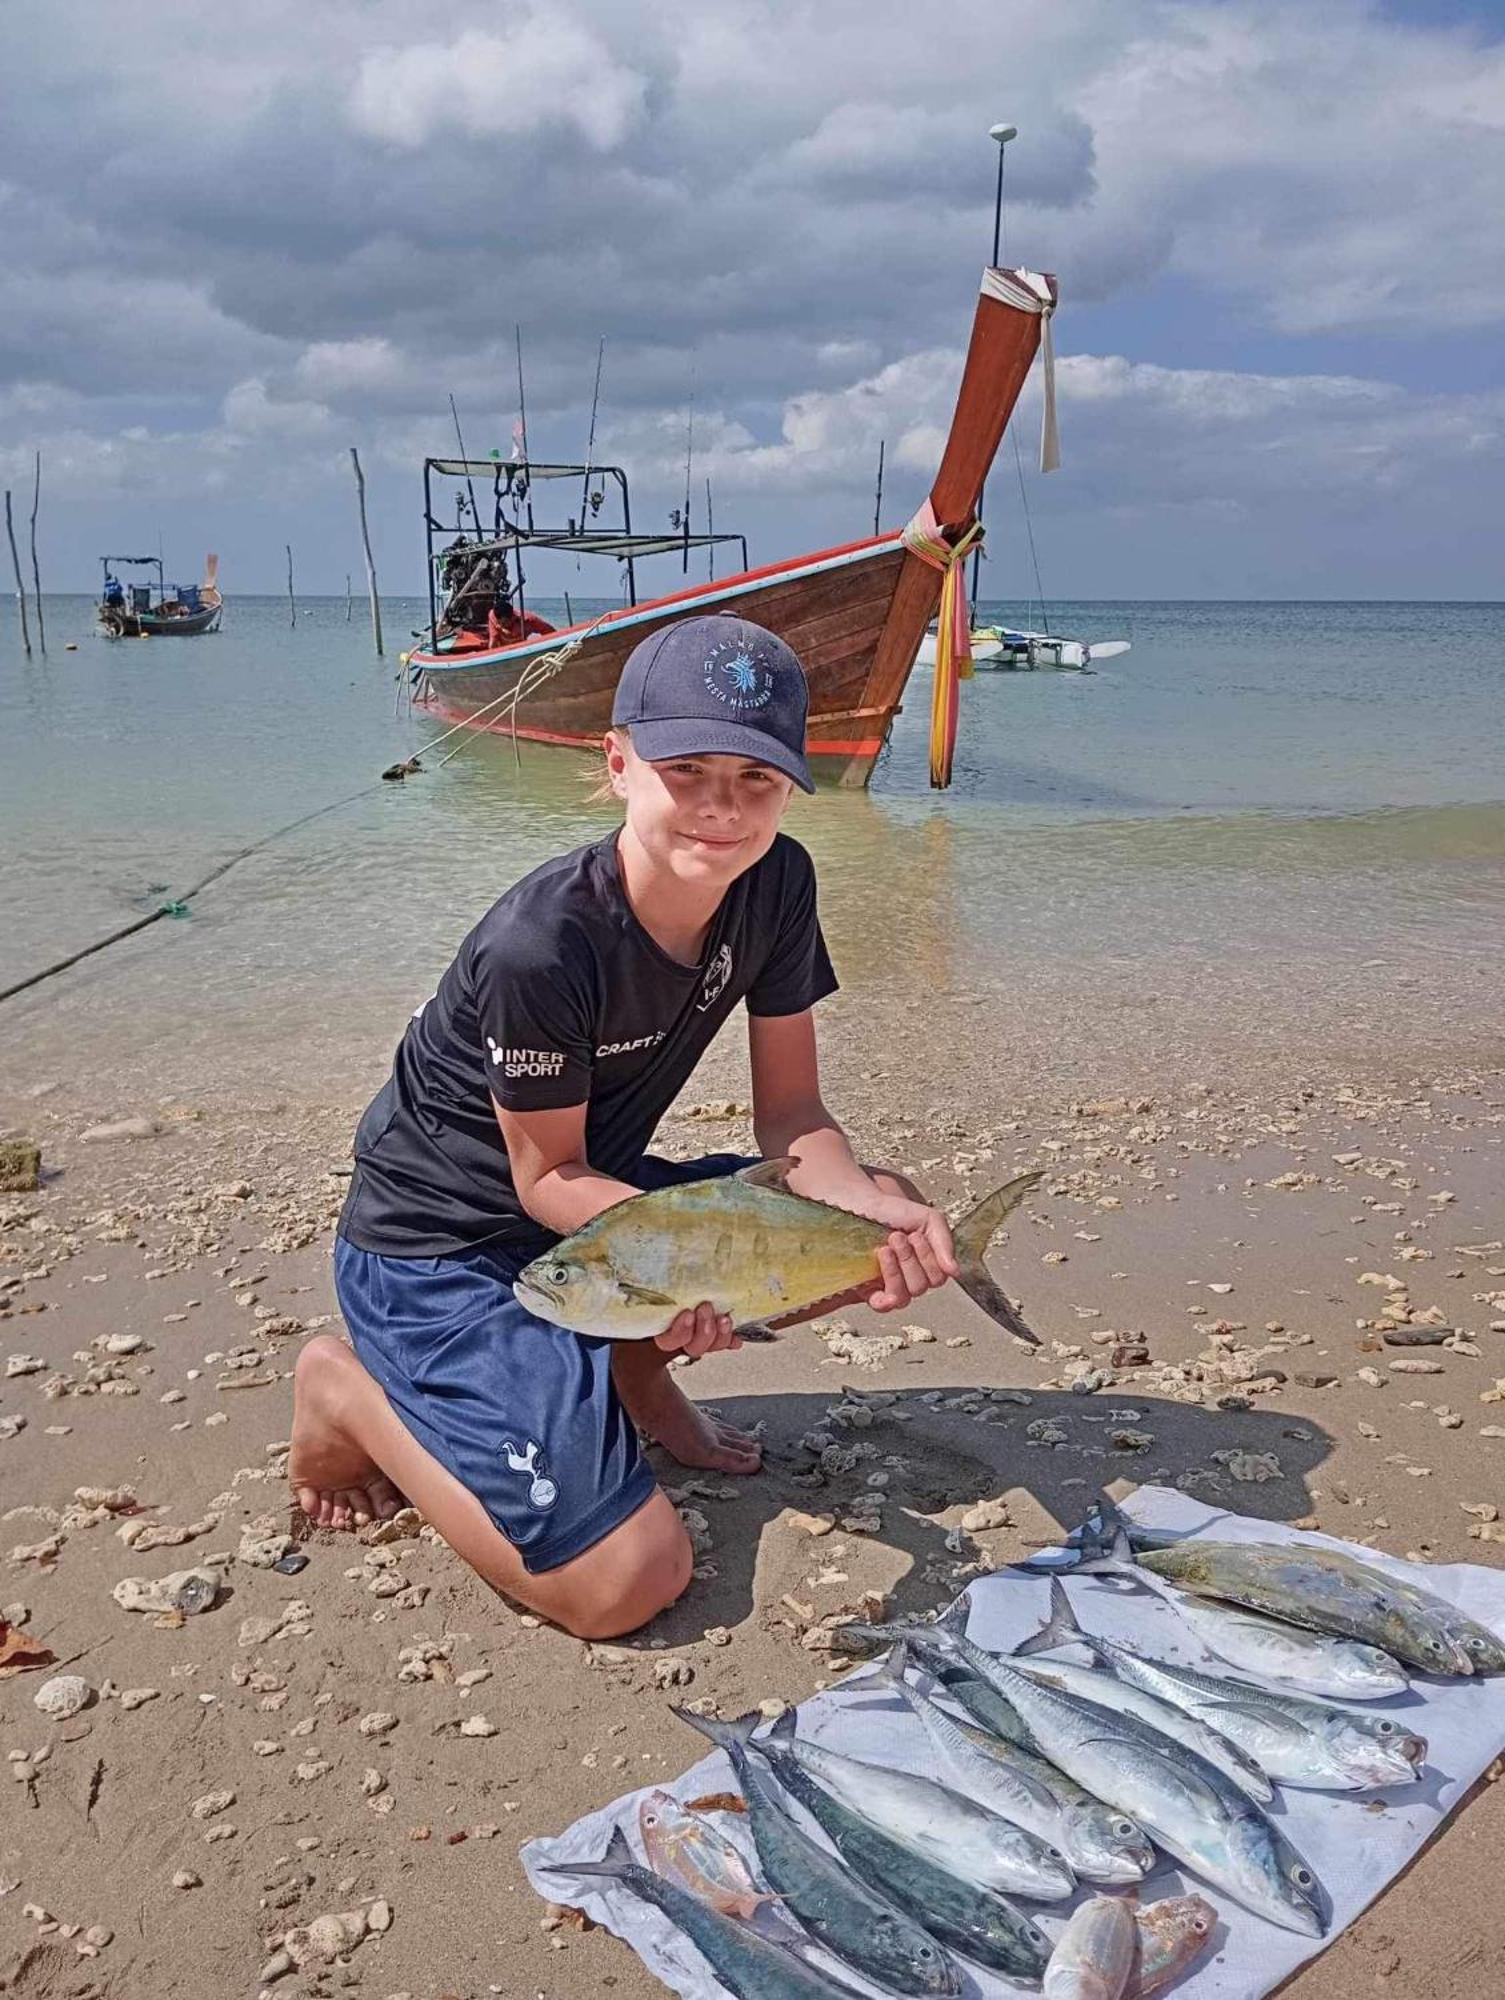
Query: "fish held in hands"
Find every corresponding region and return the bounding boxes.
[514,1161,1043,1344]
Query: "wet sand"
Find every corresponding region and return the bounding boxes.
[3,1042,1504,1998]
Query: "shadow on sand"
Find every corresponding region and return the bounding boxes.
[632,1378,1335,1649]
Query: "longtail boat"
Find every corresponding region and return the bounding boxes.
[98,553,223,637]
[407,267,1056,788]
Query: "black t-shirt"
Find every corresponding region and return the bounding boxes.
[337,830,838,1259]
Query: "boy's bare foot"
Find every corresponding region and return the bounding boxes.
[619,1361,762,1476]
[289,1336,406,1530]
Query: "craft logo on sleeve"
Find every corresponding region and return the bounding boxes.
[697,942,734,1012]
[703,637,774,713]
[596,1030,667,1059]
[485,1036,565,1079]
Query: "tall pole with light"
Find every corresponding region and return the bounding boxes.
[971,121,1018,604]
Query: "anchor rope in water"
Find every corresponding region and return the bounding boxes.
[1,621,607,1007]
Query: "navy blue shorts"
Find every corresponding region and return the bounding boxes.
[333,1153,755,1574]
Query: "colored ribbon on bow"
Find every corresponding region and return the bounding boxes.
[903,501,984,789]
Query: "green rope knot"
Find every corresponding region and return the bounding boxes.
[158,899,190,919]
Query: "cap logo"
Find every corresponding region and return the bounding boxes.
[704,638,773,713]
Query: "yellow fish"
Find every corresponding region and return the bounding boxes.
[514,1162,1042,1345]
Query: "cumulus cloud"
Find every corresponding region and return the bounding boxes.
[1,0,1502,592]
[349,18,647,150]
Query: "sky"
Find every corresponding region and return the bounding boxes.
[1,0,1502,601]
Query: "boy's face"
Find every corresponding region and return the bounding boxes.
[606,731,794,887]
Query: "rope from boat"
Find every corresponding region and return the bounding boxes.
[1,619,611,1006]
[902,503,983,790]
[408,614,608,770]
[0,785,387,1007]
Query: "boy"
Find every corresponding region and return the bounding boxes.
[291,615,956,1637]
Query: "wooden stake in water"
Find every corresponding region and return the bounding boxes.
[29,452,46,656]
[286,543,296,628]
[350,448,384,657]
[345,572,353,622]
[4,490,31,657]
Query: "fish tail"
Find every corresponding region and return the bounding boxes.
[1012,1575,1090,1659]
[1074,1523,1139,1577]
[951,1171,1043,1346]
[863,1636,916,1699]
[934,1596,971,1641]
[539,1824,635,1882]
[671,1705,762,1764]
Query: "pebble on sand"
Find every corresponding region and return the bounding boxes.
[113,1567,221,1616]
[34,1674,94,1719]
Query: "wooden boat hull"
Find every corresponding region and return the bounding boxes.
[99,602,222,638]
[415,536,908,785]
[410,266,1054,787]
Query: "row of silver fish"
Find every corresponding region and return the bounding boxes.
[1079,1495,1505,1679]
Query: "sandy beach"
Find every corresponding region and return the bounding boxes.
[4,1026,1503,2000]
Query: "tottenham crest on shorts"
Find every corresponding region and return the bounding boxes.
[500,1437,558,1510]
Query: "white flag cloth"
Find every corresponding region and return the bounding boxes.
[982,265,1061,472]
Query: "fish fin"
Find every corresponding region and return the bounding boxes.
[951,1171,1044,1346]
[1195,1696,1308,1744]
[731,1320,779,1343]
[618,1280,677,1307]
[1012,1575,1091,1659]
[538,1823,635,1882]
[737,1156,796,1191]
[767,1706,797,1745]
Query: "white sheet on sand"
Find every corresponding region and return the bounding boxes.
[520,1487,1505,1999]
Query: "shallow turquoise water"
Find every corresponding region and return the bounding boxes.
[2,594,1501,1099]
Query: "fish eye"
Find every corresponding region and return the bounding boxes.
[1291,1865,1314,1889]
[548,1264,570,1285]
[1111,1817,1135,1837]
[643,1810,658,1827]
[1375,1718,1396,1735]
[1192,1915,1210,1935]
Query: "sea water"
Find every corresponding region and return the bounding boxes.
[2,594,1501,1103]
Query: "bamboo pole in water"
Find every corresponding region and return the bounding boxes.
[29,452,46,655]
[350,448,384,656]
[345,572,353,621]
[286,544,296,627]
[4,491,31,657]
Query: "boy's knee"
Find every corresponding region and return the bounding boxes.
[547,1506,693,1641]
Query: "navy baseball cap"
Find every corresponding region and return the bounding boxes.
[612,613,814,792]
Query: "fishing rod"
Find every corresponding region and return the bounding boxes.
[681,378,695,574]
[705,478,715,581]
[580,335,605,528]
[448,394,482,532]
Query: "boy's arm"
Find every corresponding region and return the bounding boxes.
[494,1099,639,1236]
[493,1099,736,1356]
[748,1010,958,1310]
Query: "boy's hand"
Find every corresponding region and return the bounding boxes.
[859,1193,959,1313]
[654,1302,741,1356]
